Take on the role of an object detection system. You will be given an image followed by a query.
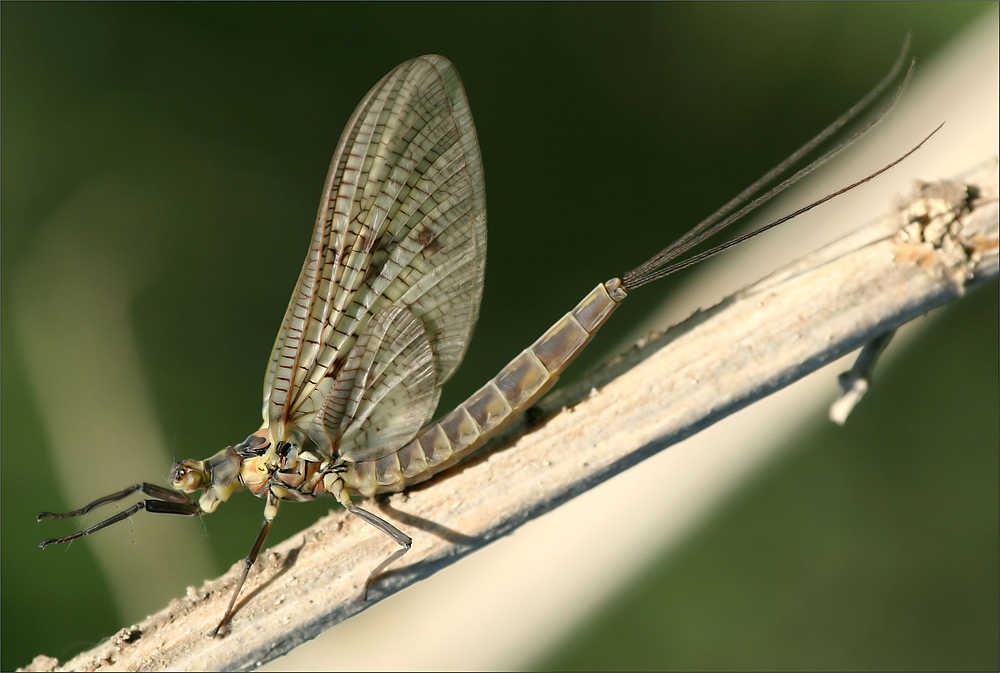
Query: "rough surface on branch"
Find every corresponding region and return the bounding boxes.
[24,160,999,673]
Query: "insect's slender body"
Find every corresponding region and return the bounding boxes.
[179,281,620,511]
[39,48,935,634]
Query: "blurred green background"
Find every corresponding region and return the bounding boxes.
[2,3,995,670]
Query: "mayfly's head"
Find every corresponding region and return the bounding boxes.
[170,459,208,493]
[170,445,243,493]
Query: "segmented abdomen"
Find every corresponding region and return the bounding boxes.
[340,279,627,497]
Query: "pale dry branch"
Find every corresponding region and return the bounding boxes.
[25,160,998,673]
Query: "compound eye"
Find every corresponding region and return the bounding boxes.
[171,461,205,492]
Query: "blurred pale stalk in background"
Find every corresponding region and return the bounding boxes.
[11,180,216,621]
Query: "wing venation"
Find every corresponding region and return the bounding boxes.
[262,55,486,455]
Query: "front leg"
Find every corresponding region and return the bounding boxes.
[38,483,200,548]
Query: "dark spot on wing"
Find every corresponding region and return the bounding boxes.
[415,224,443,254]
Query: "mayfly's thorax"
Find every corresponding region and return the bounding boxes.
[239,455,270,496]
[231,430,272,499]
[220,427,348,505]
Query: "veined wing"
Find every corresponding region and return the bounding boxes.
[262,55,487,452]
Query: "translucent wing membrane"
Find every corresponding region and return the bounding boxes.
[263,55,487,450]
[311,304,440,463]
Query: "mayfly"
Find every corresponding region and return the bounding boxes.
[39,47,937,635]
